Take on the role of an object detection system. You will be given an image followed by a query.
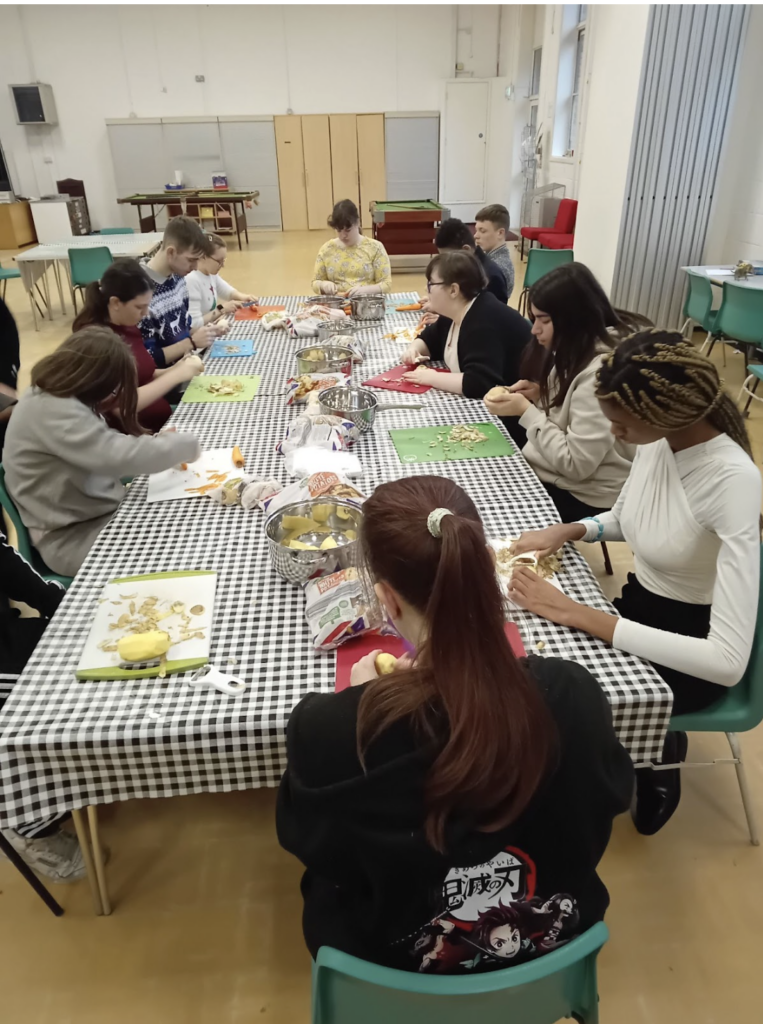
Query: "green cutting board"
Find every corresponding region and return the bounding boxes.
[181,374,261,403]
[389,423,515,464]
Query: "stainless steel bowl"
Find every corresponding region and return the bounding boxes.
[295,345,353,376]
[265,498,364,585]
[319,386,378,434]
[350,295,386,321]
[317,320,355,342]
[304,295,347,308]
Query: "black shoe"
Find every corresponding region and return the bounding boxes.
[632,732,688,836]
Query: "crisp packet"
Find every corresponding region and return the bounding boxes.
[286,373,351,405]
[304,567,388,650]
[276,414,359,456]
[260,471,365,516]
[324,332,366,363]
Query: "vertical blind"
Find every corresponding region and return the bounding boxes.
[612,4,749,327]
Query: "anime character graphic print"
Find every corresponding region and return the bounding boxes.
[405,847,579,973]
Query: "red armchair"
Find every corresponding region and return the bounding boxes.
[520,198,578,259]
[538,232,574,250]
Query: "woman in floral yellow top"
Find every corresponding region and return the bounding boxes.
[312,200,392,296]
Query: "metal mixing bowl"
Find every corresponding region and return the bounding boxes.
[265,498,364,584]
[317,320,355,342]
[319,386,378,434]
[350,295,386,321]
[304,295,347,308]
[295,345,353,376]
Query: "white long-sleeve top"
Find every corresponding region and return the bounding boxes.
[185,271,235,329]
[578,434,761,686]
[519,353,635,508]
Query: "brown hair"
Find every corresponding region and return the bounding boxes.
[476,204,510,233]
[73,259,152,332]
[163,216,211,255]
[522,262,651,411]
[205,232,226,254]
[328,199,360,231]
[357,476,556,852]
[596,329,753,458]
[426,251,487,301]
[32,326,144,436]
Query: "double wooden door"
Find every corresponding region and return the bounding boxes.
[275,113,385,231]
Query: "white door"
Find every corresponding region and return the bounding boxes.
[442,81,489,211]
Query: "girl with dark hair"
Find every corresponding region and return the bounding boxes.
[510,331,762,834]
[277,475,634,972]
[401,253,531,443]
[484,263,642,521]
[73,260,203,433]
[3,327,200,576]
[312,199,391,297]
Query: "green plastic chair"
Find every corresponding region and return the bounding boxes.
[738,363,763,416]
[312,923,609,1024]
[662,546,763,846]
[704,281,763,361]
[518,249,574,316]
[0,260,21,301]
[680,270,719,348]
[68,246,113,313]
[0,465,73,589]
[99,227,135,234]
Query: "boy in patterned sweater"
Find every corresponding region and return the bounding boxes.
[475,204,515,302]
[140,216,219,367]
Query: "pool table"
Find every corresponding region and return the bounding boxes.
[370,199,450,271]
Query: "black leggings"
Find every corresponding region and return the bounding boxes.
[542,482,610,523]
[613,574,726,715]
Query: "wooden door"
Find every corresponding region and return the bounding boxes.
[357,114,386,229]
[329,114,359,213]
[301,115,334,230]
[274,115,308,230]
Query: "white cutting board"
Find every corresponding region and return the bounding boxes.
[76,571,217,680]
[146,448,242,504]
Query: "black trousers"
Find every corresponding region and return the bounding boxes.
[614,574,726,715]
[542,482,610,523]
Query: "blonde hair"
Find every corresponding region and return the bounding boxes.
[595,329,753,459]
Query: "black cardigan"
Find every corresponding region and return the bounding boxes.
[277,656,634,972]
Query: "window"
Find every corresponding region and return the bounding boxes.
[567,17,586,156]
[530,47,542,99]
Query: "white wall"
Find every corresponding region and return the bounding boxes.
[704,4,763,264]
[570,4,650,293]
[0,3,540,232]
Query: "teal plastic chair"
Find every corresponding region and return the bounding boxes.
[738,363,763,416]
[68,246,113,313]
[662,546,763,845]
[518,249,574,316]
[312,923,609,1024]
[704,281,763,361]
[99,227,134,234]
[680,270,719,348]
[0,260,21,301]
[0,465,73,589]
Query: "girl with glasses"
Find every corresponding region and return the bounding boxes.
[186,233,258,329]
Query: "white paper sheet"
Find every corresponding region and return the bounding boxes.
[146,448,242,503]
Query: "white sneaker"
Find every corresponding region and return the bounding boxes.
[1,827,87,883]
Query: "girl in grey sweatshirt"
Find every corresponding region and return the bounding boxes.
[4,326,200,576]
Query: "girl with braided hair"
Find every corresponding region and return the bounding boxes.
[509,330,761,835]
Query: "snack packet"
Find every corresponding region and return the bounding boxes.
[276,413,359,456]
[304,567,388,650]
[260,471,365,516]
[286,373,351,405]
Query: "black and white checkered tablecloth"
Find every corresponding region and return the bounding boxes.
[0,294,672,827]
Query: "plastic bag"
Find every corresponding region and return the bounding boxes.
[304,567,387,650]
[285,373,351,405]
[260,471,365,516]
[276,413,359,456]
[285,447,363,478]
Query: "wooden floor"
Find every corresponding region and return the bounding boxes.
[1,231,762,1023]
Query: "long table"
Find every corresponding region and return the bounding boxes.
[0,295,672,912]
[15,233,163,330]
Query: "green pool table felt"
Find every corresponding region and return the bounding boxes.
[389,423,515,464]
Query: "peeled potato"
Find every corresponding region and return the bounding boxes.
[485,386,511,401]
[375,653,398,676]
[289,540,319,551]
[336,507,352,520]
[345,529,357,541]
[320,536,338,550]
[312,504,333,523]
[118,630,171,663]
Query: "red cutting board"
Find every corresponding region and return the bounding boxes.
[362,364,450,394]
[234,305,286,321]
[335,623,526,692]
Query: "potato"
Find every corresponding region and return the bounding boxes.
[118,630,171,663]
[289,540,319,551]
[375,653,398,676]
[311,504,333,523]
[320,536,338,550]
[336,506,352,520]
[485,386,510,402]
[344,529,357,541]
[282,514,320,533]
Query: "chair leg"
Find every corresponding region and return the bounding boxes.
[680,317,691,338]
[602,541,613,576]
[1,279,6,301]
[726,733,760,846]
[0,830,64,916]
[743,376,760,416]
[72,287,78,315]
[520,236,525,261]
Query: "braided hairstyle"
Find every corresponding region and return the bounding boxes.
[595,329,753,459]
